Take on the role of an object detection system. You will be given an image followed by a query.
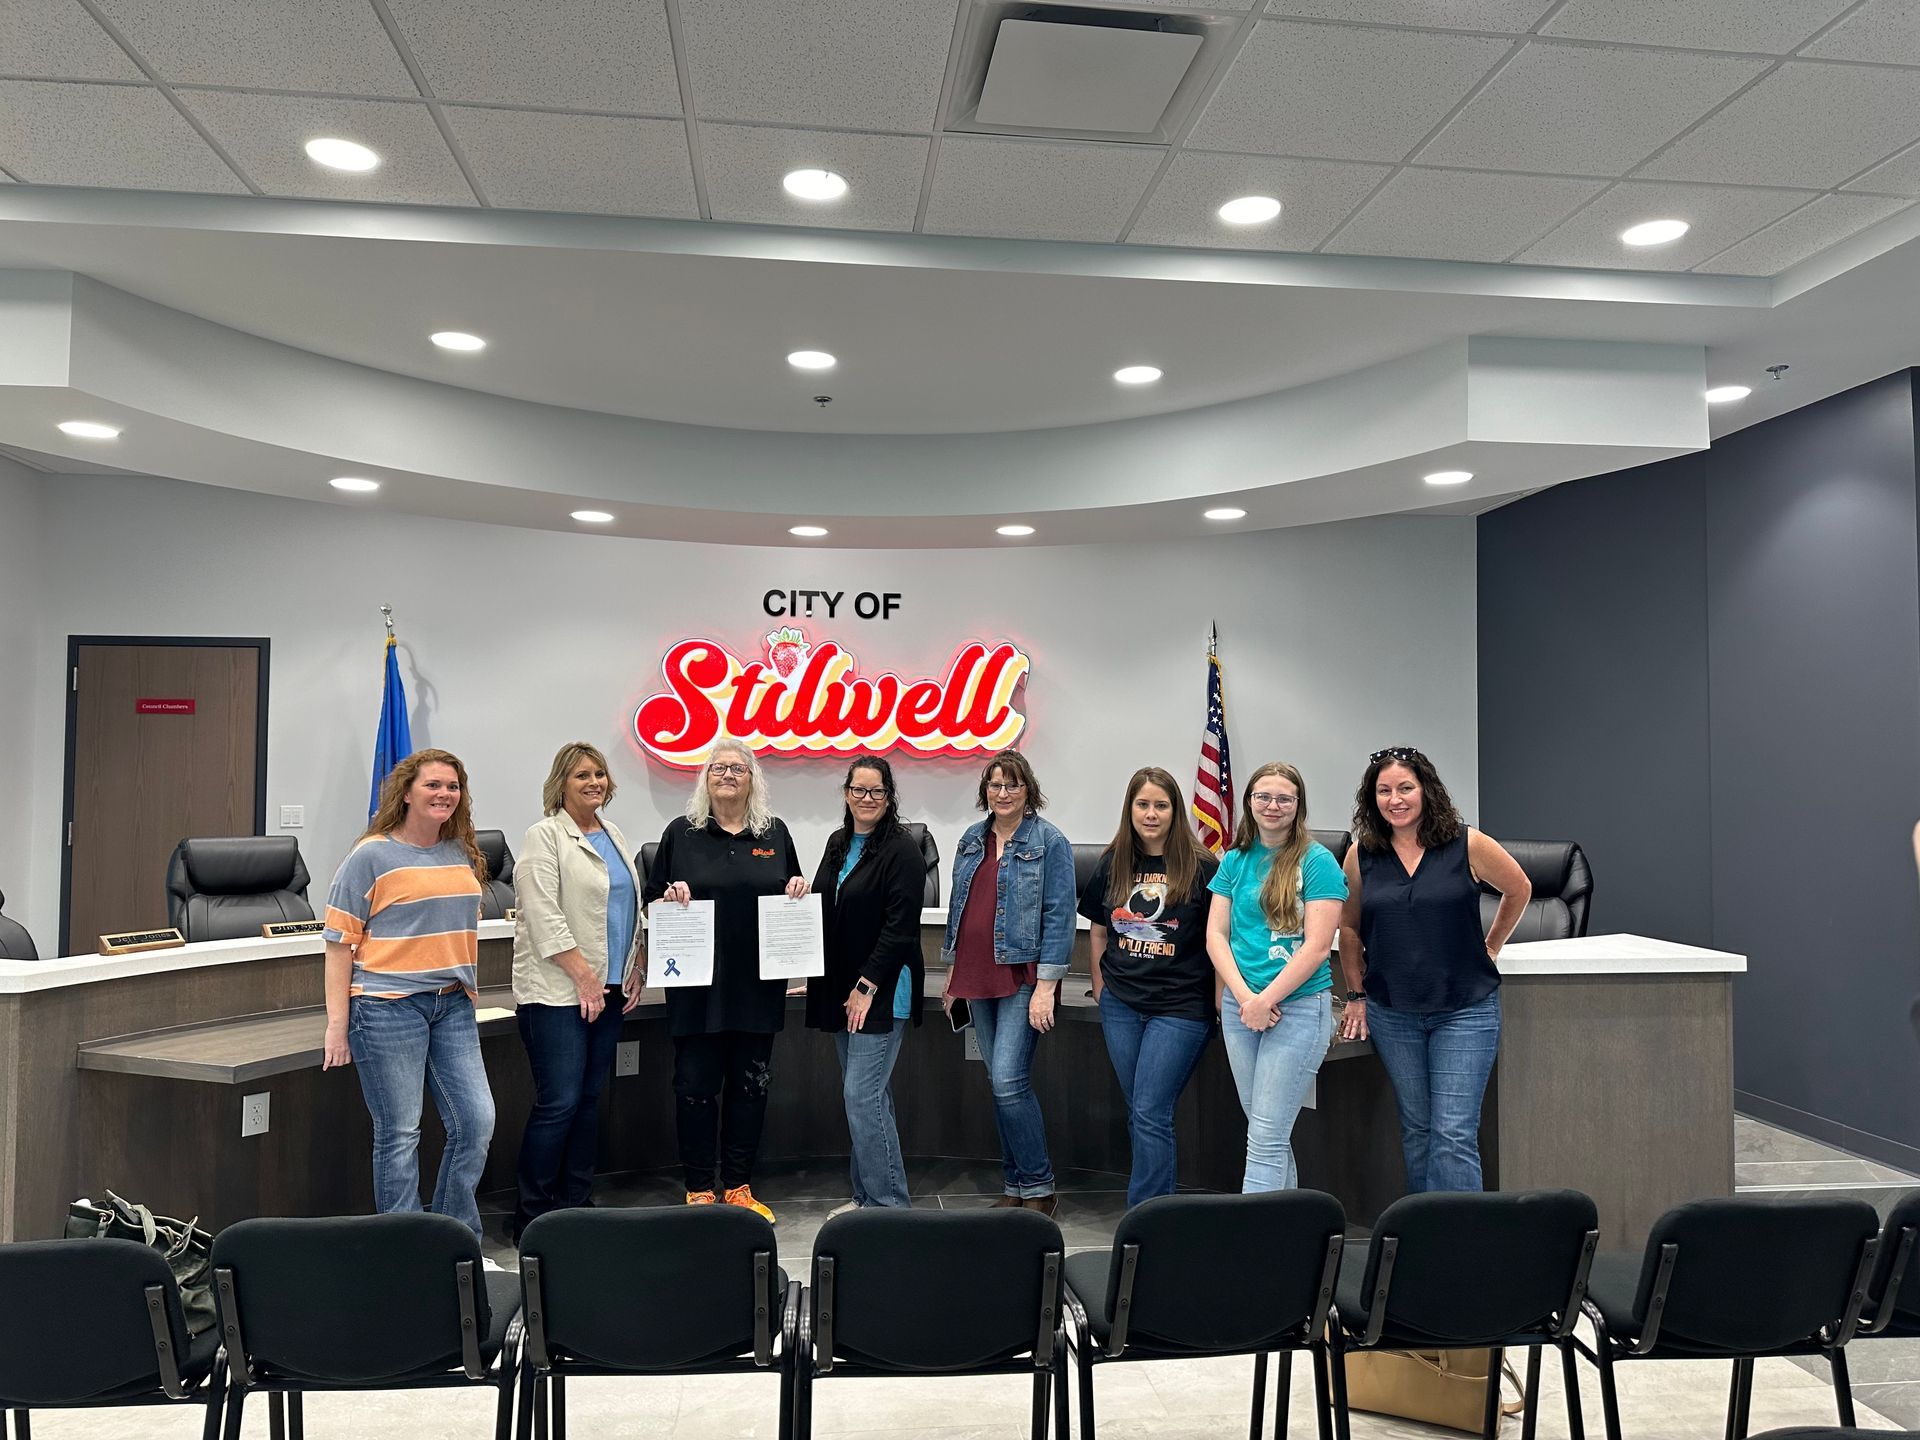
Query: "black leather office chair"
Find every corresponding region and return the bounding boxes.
[898,822,942,906]
[1478,839,1592,942]
[474,829,517,920]
[638,842,659,885]
[164,837,313,942]
[0,888,38,960]
[1072,843,1106,903]
[1311,829,1352,866]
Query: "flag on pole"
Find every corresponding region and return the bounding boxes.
[1193,625,1234,855]
[369,612,412,818]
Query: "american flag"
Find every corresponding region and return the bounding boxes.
[1193,626,1234,855]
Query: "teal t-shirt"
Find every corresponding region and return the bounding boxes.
[1206,840,1348,995]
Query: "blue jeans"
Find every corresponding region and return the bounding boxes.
[969,986,1055,1198]
[1219,991,1332,1193]
[348,989,496,1239]
[835,1025,910,1207]
[515,996,624,1229]
[1098,992,1212,1207]
[1366,990,1501,1193]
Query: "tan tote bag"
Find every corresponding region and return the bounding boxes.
[1342,1348,1526,1434]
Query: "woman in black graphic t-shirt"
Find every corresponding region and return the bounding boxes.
[1077,766,1218,1207]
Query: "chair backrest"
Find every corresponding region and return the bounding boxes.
[811,1209,1062,1372]
[1628,1197,1880,1352]
[1478,840,1592,942]
[165,836,313,941]
[473,829,517,920]
[0,887,38,959]
[898,822,942,906]
[1072,844,1106,902]
[639,841,659,882]
[1310,830,1352,867]
[1107,1190,1345,1352]
[520,1206,780,1370]
[1359,1190,1599,1345]
[211,1214,487,1383]
[0,1238,192,1405]
[1870,1191,1920,1326]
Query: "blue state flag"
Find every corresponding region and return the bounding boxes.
[370,636,413,818]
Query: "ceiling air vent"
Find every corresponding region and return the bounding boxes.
[940,3,1242,145]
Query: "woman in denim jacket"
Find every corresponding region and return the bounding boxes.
[940,749,1076,1215]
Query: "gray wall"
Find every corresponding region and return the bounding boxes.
[0,456,44,949]
[1480,370,1920,1166]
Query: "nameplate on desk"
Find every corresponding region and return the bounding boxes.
[97,928,186,956]
[261,920,324,938]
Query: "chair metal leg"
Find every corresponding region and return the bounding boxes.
[1481,1346,1504,1440]
[1728,1357,1753,1440]
[1250,1352,1268,1440]
[780,1359,794,1440]
[1274,1350,1292,1440]
[495,1365,516,1440]
[9,1410,25,1440]
[552,1373,567,1440]
[1324,1333,1350,1440]
[1521,1346,1541,1440]
[1031,1362,1050,1440]
[1054,1342,1070,1440]
[533,1376,550,1440]
[269,1390,287,1440]
[220,1383,246,1440]
[1559,1341,1586,1440]
[1593,1343,1624,1440]
[794,1359,813,1440]
[288,1391,305,1440]
[1830,1347,1857,1427]
[202,1384,227,1440]
[1079,1348,1099,1440]
[515,1360,537,1440]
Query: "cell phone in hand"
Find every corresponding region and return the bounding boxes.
[948,997,971,1031]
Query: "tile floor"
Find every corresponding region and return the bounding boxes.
[18,1117,1916,1437]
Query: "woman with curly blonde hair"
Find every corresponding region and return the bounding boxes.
[321,748,495,1238]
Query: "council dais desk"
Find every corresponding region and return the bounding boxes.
[0,925,1741,1249]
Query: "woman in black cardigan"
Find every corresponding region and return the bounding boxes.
[805,754,927,1212]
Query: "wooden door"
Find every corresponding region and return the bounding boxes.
[63,640,266,954]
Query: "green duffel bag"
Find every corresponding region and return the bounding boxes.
[66,1190,217,1335]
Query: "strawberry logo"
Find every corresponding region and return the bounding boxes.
[765,626,811,682]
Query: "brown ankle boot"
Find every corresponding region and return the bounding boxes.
[1023,1195,1060,1218]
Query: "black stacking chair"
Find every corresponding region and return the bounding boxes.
[1860,1191,1920,1341]
[0,1238,226,1439]
[210,1214,520,1440]
[795,1208,1068,1440]
[1574,1196,1881,1440]
[1327,1189,1600,1440]
[1062,1190,1345,1440]
[515,1206,799,1440]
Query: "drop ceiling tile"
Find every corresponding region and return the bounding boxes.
[446,108,695,217]
[1417,42,1767,175]
[1265,1,1555,30]
[1803,0,1920,65]
[680,0,956,132]
[385,0,680,113]
[1847,140,1920,197]
[0,81,245,191]
[1,0,143,82]
[699,125,928,231]
[1128,151,1389,250]
[1637,62,1920,189]
[180,92,472,204]
[1694,192,1913,274]
[1515,180,1809,269]
[94,0,416,95]
[1190,21,1509,162]
[922,136,1164,242]
[1328,168,1605,261]
[1541,0,1853,54]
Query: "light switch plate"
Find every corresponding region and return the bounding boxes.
[279,805,304,828]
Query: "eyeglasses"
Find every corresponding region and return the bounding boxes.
[1248,793,1298,809]
[1369,747,1423,765]
[986,781,1027,795]
[845,786,888,801]
[708,762,750,777]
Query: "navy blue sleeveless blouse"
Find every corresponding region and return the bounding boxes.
[1356,829,1499,1014]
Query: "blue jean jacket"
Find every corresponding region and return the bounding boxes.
[940,812,1075,981]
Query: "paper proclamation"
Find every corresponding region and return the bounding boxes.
[647,899,715,987]
[758,892,825,979]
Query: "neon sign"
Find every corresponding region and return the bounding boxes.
[633,627,1031,768]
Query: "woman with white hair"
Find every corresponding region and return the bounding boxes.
[643,738,808,1220]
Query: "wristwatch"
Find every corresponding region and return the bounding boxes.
[1343,990,1366,1003]
[855,979,879,998]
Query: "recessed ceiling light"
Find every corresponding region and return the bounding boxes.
[57,419,120,439]
[789,525,830,538]
[782,169,848,202]
[571,510,614,524]
[431,330,486,352]
[1424,470,1474,486]
[1204,507,1247,521]
[1620,218,1689,247]
[1113,365,1162,385]
[996,524,1035,537]
[304,137,381,172]
[787,350,836,370]
[329,476,380,493]
[1704,385,1752,404]
[1217,195,1281,225]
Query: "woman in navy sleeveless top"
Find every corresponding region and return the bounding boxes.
[1335,748,1531,1193]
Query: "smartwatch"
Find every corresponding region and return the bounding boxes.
[855,979,879,998]
[1343,990,1366,1003]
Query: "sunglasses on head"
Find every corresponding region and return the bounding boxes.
[1369,746,1423,765]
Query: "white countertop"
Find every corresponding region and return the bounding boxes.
[1495,934,1745,976]
[0,919,517,995]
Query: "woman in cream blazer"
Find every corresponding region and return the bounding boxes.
[511,741,644,1240]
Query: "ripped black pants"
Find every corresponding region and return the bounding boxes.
[672,1030,777,1193]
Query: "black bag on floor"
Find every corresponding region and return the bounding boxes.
[65,1190,217,1334]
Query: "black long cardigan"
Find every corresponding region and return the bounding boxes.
[803,822,927,1034]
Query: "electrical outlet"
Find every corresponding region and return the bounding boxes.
[1302,1079,1318,1112]
[964,1029,983,1063]
[241,1092,270,1137]
[615,1041,640,1077]
[279,805,304,828]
